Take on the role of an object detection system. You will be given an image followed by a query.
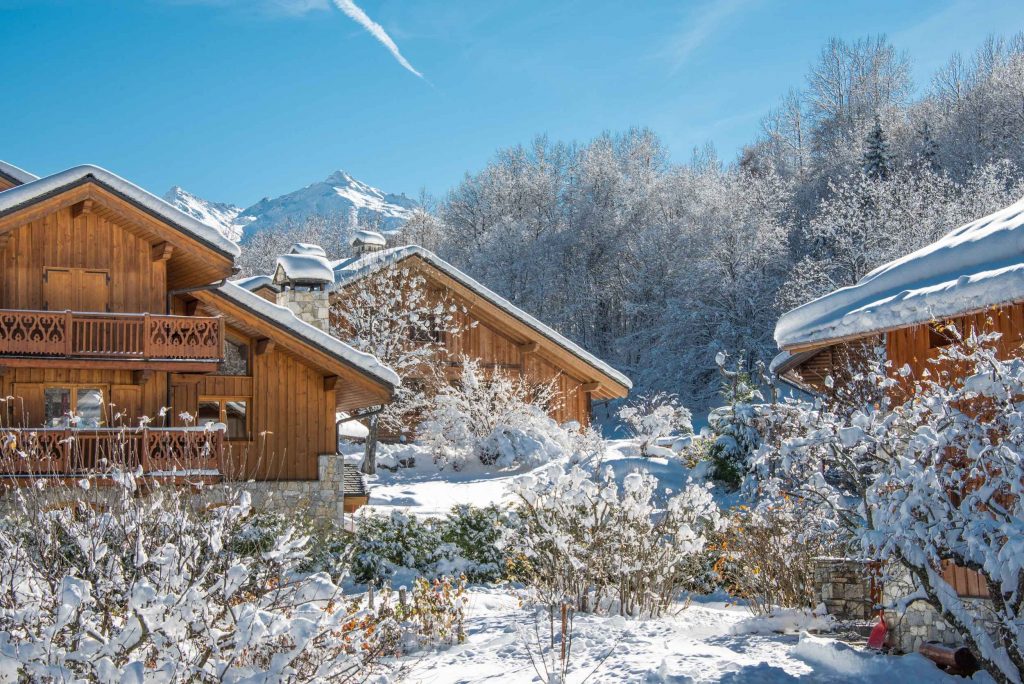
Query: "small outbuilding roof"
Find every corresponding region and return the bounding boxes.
[776,194,1024,350]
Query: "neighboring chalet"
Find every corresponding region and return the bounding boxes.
[0,161,398,517]
[238,231,632,435]
[772,194,1024,651]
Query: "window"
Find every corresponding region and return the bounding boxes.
[217,338,250,375]
[197,397,249,440]
[43,386,105,428]
[408,315,443,344]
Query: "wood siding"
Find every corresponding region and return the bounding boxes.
[0,206,166,313]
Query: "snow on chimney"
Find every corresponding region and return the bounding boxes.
[273,244,334,332]
[350,229,387,257]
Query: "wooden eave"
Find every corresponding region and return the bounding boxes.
[192,289,393,411]
[333,255,630,400]
[0,179,235,288]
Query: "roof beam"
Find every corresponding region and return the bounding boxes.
[518,341,540,354]
[255,338,275,355]
[324,375,339,391]
[580,381,601,392]
[70,199,95,219]
[151,242,174,262]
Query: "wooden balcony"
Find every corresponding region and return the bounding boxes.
[0,427,224,478]
[0,309,223,370]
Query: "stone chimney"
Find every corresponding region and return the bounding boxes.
[350,229,387,257]
[273,244,335,331]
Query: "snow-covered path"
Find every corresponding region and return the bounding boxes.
[397,588,961,683]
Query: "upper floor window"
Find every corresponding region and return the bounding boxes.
[217,338,250,375]
[198,397,249,440]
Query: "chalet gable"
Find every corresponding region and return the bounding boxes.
[0,165,239,288]
[330,245,632,400]
[0,161,38,191]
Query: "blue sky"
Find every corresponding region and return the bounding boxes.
[1,0,1022,207]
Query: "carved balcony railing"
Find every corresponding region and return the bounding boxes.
[0,310,223,362]
[0,427,224,476]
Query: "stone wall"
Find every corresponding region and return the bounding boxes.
[882,567,997,653]
[276,288,331,331]
[238,453,350,523]
[813,557,875,621]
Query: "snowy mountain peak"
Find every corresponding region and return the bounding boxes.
[236,169,417,241]
[162,186,249,242]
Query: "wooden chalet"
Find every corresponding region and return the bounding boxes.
[772,195,1024,610]
[239,233,632,434]
[0,161,398,491]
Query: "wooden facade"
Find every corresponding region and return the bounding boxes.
[777,304,1024,599]
[0,168,394,482]
[331,254,629,435]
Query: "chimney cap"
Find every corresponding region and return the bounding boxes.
[273,254,336,287]
[288,242,327,257]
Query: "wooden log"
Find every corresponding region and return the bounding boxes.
[918,641,979,675]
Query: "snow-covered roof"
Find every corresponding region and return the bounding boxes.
[0,160,38,186]
[350,229,386,247]
[212,281,400,388]
[288,242,327,257]
[776,195,1024,350]
[274,253,336,285]
[0,165,240,258]
[232,274,278,292]
[331,245,633,390]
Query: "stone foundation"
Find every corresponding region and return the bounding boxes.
[237,453,351,523]
[0,454,355,526]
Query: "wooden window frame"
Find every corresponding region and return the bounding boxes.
[43,383,110,427]
[198,395,251,442]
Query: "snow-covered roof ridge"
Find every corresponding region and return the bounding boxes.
[214,281,400,388]
[331,245,633,389]
[274,253,335,285]
[288,243,327,257]
[0,160,38,185]
[350,229,386,247]
[776,195,1024,349]
[0,164,241,258]
[233,274,277,292]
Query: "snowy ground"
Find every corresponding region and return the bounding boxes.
[345,441,980,683]
[396,587,966,683]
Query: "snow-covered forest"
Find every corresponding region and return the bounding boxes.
[382,33,1024,411]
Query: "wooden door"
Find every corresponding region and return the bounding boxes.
[43,268,109,312]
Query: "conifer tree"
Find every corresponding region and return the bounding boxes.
[862,114,893,180]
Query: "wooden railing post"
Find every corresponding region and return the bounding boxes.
[218,316,226,362]
[143,313,151,360]
[64,310,73,358]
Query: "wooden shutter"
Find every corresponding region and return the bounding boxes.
[8,383,44,427]
[78,270,110,312]
[43,268,73,311]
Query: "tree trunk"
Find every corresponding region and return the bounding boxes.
[360,414,379,475]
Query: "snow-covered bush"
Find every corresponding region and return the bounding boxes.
[617,392,693,457]
[350,506,509,584]
[505,462,724,617]
[753,331,1024,683]
[420,357,573,470]
[0,470,390,682]
[439,505,509,582]
[718,502,840,615]
[230,509,352,580]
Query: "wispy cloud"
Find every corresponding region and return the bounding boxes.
[667,0,752,72]
[330,0,423,79]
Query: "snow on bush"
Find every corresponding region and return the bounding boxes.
[350,505,510,585]
[420,357,578,470]
[0,472,390,682]
[753,331,1024,684]
[504,462,724,617]
[617,391,693,457]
